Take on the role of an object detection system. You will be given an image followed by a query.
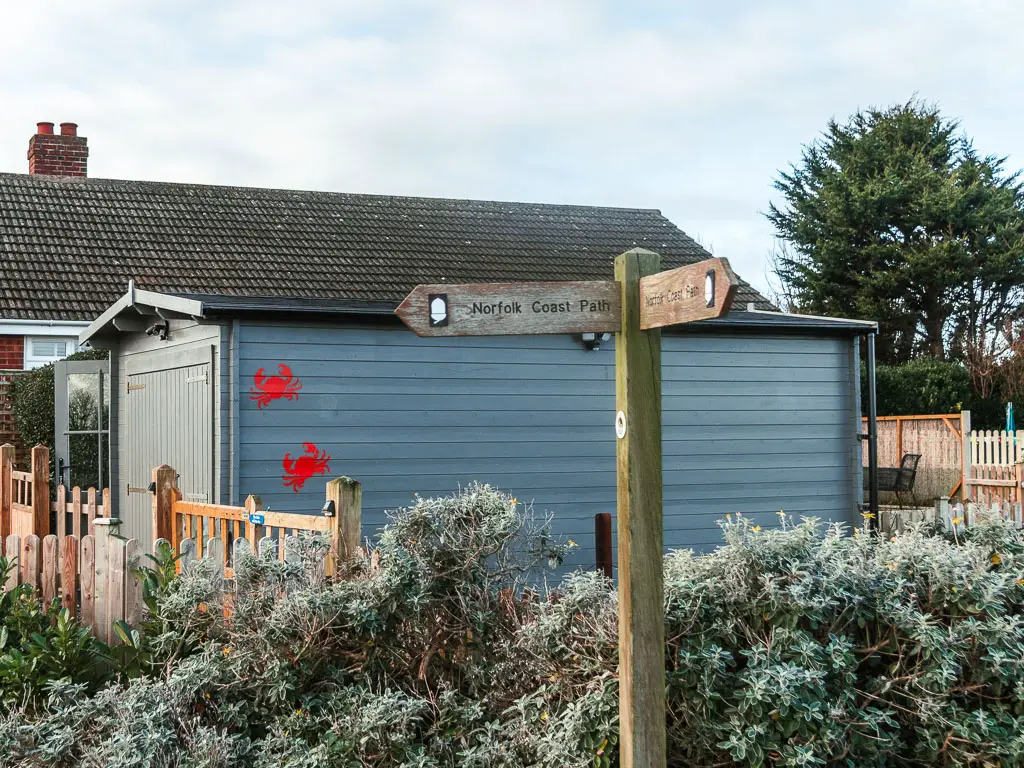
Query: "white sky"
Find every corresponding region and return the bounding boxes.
[1,0,1021,298]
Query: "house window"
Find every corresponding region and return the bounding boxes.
[25,337,78,369]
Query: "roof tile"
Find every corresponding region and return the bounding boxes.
[0,172,772,321]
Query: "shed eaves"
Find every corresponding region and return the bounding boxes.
[0,172,773,321]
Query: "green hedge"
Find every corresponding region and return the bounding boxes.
[2,487,1023,766]
[864,356,1004,427]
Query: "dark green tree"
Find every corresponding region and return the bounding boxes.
[769,100,1024,365]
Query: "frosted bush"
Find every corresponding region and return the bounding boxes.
[1,491,1023,766]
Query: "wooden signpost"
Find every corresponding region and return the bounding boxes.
[396,249,735,768]
[639,256,738,330]
[396,281,620,337]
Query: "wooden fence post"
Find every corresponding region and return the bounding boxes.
[325,477,362,576]
[92,517,121,642]
[614,248,666,768]
[244,494,263,550]
[595,512,613,579]
[0,444,13,540]
[31,445,49,537]
[152,465,177,547]
[961,410,972,503]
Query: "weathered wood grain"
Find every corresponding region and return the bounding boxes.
[179,538,197,572]
[615,248,666,768]
[0,444,13,540]
[42,535,57,605]
[124,539,142,630]
[152,465,177,544]
[22,534,41,591]
[61,535,78,615]
[245,495,262,550]
[4,535,19,591]
[638,257,737,330]
[55,485,66,538]
[109,537,128,637]
[92,520,115,642]
[31,446,49,537]
[325,477,362,575]
[80,536,96,630]
[396,281,620,337]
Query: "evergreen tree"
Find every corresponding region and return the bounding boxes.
[768,100,1024,365]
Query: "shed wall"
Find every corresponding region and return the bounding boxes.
[234,321,859,574]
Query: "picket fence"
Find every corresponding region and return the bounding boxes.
[2,518,140,643]
[1,443,112,541]
[964,428,1024,505]
[935,496,1024,531]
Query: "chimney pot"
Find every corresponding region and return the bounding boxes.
[28,122,88,177]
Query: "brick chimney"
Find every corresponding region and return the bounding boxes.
[27,121,88,177]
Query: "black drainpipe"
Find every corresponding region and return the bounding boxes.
[865,332,879,527]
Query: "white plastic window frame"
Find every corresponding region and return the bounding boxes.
[24,336,78,369]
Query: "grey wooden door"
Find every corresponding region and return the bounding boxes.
[124,355,213,544]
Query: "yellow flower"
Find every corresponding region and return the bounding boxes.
[567,539,578,548]
[541,712,549,722]
[221,647,232,656]
[295,709,305,717]
[777,510,785,517]
[726,513,732,521]
[992,554,1002,565]
[861,512,876,520]
[752,525,761,532]
[951,586,958,592]
[952,517,964,526]
[510,497,517,505]
[1016,578,1024,586]
[887,562,897,571]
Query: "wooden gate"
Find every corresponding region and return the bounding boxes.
[1,444,49,538]
[963,429,1024,505]
[152,464,362,577]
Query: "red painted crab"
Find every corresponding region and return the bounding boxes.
[282,443,331,491]
[250,364,302,409]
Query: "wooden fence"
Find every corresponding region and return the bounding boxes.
[862,413,965,501]
[153,464,362,577]
[964,428,1024,505]
[1,443,112,541]
[2,518,141,643]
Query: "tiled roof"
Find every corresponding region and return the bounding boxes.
[0,172,772,321]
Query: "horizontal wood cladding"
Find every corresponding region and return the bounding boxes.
[235,322,857,573]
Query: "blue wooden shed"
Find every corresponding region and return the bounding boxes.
[22,176,876,570]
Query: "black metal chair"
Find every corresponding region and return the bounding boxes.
[864,453,921,506]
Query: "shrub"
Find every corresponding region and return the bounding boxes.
[865,356,1004,426]
[0,558,116,713]
[2,490,1024,766]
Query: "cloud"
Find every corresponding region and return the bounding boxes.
[1,0,1023,295]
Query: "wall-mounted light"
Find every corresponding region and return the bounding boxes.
[580,332,612,351]
[322,499,336,517]
[145,320,170,340]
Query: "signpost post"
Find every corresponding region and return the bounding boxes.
[396,249,736,767]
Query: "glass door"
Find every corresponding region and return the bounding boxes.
[54,359,110,490]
